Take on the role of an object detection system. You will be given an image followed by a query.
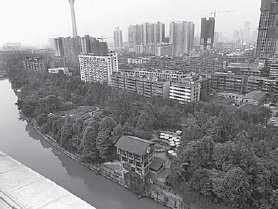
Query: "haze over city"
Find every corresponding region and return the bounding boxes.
[0,0,261,47]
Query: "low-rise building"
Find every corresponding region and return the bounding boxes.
[115,136,155,177]
[247,76,278,96]
[48,67,71,76]
[217,92,243,105]
[23,57,47,72]
[243,90,266,106]
[119,69,188,82]
[111,73,170,98]
[169,80,201,103]
[79,53,118,84]
[210,72,246,94]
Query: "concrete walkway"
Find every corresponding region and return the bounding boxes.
[0,151,96,209]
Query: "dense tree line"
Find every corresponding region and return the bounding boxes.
[6,58,278,208]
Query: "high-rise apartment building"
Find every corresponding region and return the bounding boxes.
[80,35,108,55]
[128,22,165,52]
[169,21,195,56]
[243,21,251,43]
[54,37,82,65]
[200,17,215,50]
[54,35,108,66]
[256,0,278,57]
[114,27,123,49]
[79,53,118,84]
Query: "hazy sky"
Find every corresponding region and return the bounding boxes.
[0,0,261,47]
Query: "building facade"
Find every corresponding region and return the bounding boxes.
[111,73,170,98]
[119,69,188,82]
[48,67,71,76]
[169,21,195,56]
[210,73,246,94]
[23,57,47,72]
[115,136,155,177]
[200,17,215,50]
[270,54,278,78]
[247,76,278,96]
[256,0,278,57]
[243,90,266,106]
[169,81,201,103]
[79,53,118,84]
[114,27,123,49]
[54,37,82,65]
[128,22,165,52]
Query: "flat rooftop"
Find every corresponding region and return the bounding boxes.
[0,151,96,209]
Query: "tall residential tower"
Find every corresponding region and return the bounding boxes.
[170,21,195,56]
[200,17,215,50]
[256,0,278,57]
[114,27,123,49]
[69,0,78,38]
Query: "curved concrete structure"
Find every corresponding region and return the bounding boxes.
[0,152,96,209]
[69,0,78,37]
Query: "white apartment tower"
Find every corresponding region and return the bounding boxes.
[79,53,118,84]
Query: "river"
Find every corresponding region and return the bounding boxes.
[0,79,166,209]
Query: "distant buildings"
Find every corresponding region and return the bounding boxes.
[114,27,123,49]
[270,55,278,79]
[256,0,278,57]
[48,67,71,76]
[128,22,165,52]
[23,57,47,72]
[200,17,215,50]
[243,21,251,43]
[169,21,195,56]
[53,35,108,66]
[155,43,173,57]
[80,35,108,56]
[79,53,118,84]
[54,37,81,66]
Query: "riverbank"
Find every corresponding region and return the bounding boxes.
[27,117,186,209]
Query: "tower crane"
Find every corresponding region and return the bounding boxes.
[97,37,113,42]
[210,10,234,18]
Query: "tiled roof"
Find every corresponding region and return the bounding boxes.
[149,157,165,172]
[115,136,154,156]
[243,90,266,101]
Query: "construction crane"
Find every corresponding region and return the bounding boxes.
[97,36,113,42]
[210,10,234,18]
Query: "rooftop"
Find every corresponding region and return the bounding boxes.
[243,90,266,101]
[0,152,96,209]
[115,136,154,156]
[149,157,166,172]
[238,104,257,112]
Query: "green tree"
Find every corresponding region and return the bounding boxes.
[96,117,116,161]
[135,102,156,131]
[79,120,99,162]
[213,167,252,209]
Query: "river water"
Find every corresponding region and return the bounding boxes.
[0,79,165,209]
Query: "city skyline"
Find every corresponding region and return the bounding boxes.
[0,0,261,47]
